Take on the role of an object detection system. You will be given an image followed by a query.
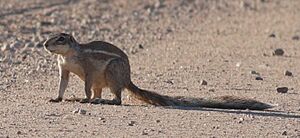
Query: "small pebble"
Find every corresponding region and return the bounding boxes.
[165,80,174,85]
[72,108,87,115]
[98,117,106,123]
[208,89,215,92]
[200,80,208,85]
[17,131,21,135]
[238,118,244,123]
[292,35,299,40]
[250,70,260,75]
[129,47,137,54]
[166,28,173,33]
[212,126,219,129]
[142,131,148,135]
[269,33,276,38]
[79,109,87,115]
[38,21,52,26]
[273,48,284,56]
[72,109,79,114]
[128,121,136,126]
[138,44,144,49]
[255,76,263,80]
[277,87,288,93]
[282,131,287,136]
[284,70,293,76]
[236,62,241,67]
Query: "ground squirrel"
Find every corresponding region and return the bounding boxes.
[44,33,274,110]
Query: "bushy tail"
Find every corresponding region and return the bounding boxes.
[173,96,274,110]
[126,82,274,110]
[126,81,179,106]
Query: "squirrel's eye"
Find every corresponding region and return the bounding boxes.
[57,37,65,43]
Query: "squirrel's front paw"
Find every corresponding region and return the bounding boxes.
[49,97,62,103]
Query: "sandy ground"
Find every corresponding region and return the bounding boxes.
[0,0,300,137]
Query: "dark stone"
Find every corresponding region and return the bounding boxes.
[273,48,284,56]
[269,33,276,38]
[200,80,208,85]
[285,70,293,76]
[277,87,288,93]
[138,44,144,49]
[282,131,287,136]
[255,76,263,80]
[128,121,136,126]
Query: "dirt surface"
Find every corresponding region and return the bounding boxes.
[1,0,300,137]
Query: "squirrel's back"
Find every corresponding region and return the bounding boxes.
[79,41,129,62]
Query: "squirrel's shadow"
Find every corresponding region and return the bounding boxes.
[164,106,300,119]
[64,98,300,119]
[119,104,300,119]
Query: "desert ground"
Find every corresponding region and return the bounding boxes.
[0,0,300,137]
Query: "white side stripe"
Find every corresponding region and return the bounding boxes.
[83,49,121,58]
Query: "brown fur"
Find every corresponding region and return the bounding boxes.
[44,33,274,110]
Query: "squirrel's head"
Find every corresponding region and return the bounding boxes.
[44,33,78,55]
